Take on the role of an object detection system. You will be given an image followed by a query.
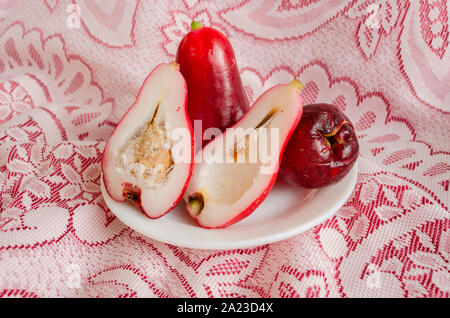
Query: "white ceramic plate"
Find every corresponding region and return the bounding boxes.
[101,163,358,250]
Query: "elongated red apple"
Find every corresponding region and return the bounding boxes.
[280,103,359,188]
[184,80,303,228]
[176,21,249,148]
[102,63,194,218]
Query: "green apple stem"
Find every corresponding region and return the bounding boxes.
[191,21,203,31]
[289,79,303,91]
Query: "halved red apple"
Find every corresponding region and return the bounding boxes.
[102,63,194,218]
[184,80,303,228]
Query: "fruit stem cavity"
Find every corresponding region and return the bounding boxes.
[191,21,203,31]
[322,120,350,138]
[321,120,350,149]
[188,192,205,215]
[124,190,141,204]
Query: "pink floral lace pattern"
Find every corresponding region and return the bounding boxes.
[0,0,448,298]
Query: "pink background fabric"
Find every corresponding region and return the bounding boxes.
[0,0,449,298]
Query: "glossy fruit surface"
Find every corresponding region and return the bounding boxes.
[176,21,249,148]
[279,103,359,188]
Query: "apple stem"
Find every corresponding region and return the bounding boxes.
[191,21,203,31]
[169,61,180,70]
[289,79,303,91]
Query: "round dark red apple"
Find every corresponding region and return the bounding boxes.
[279,103,359,188]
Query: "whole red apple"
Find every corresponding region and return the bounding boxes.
[279,103,359,188]
[176,21,249,148]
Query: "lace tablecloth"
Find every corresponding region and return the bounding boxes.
[0,0,448,298]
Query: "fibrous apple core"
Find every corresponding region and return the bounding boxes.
[255,108,278,129]
[114,107,174,188]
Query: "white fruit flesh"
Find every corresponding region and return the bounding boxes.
[102,63,193,218]
[184,80,303,228]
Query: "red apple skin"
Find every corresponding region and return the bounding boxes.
[176,23,249,147]
[279,103,359,188]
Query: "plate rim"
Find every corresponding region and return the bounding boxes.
[101,162,358,250]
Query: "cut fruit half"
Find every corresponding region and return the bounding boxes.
[102,63,194,218]
[184,80,303,228]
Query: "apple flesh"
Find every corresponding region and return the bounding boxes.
[279,103,359,188]
[176,21,249,148]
